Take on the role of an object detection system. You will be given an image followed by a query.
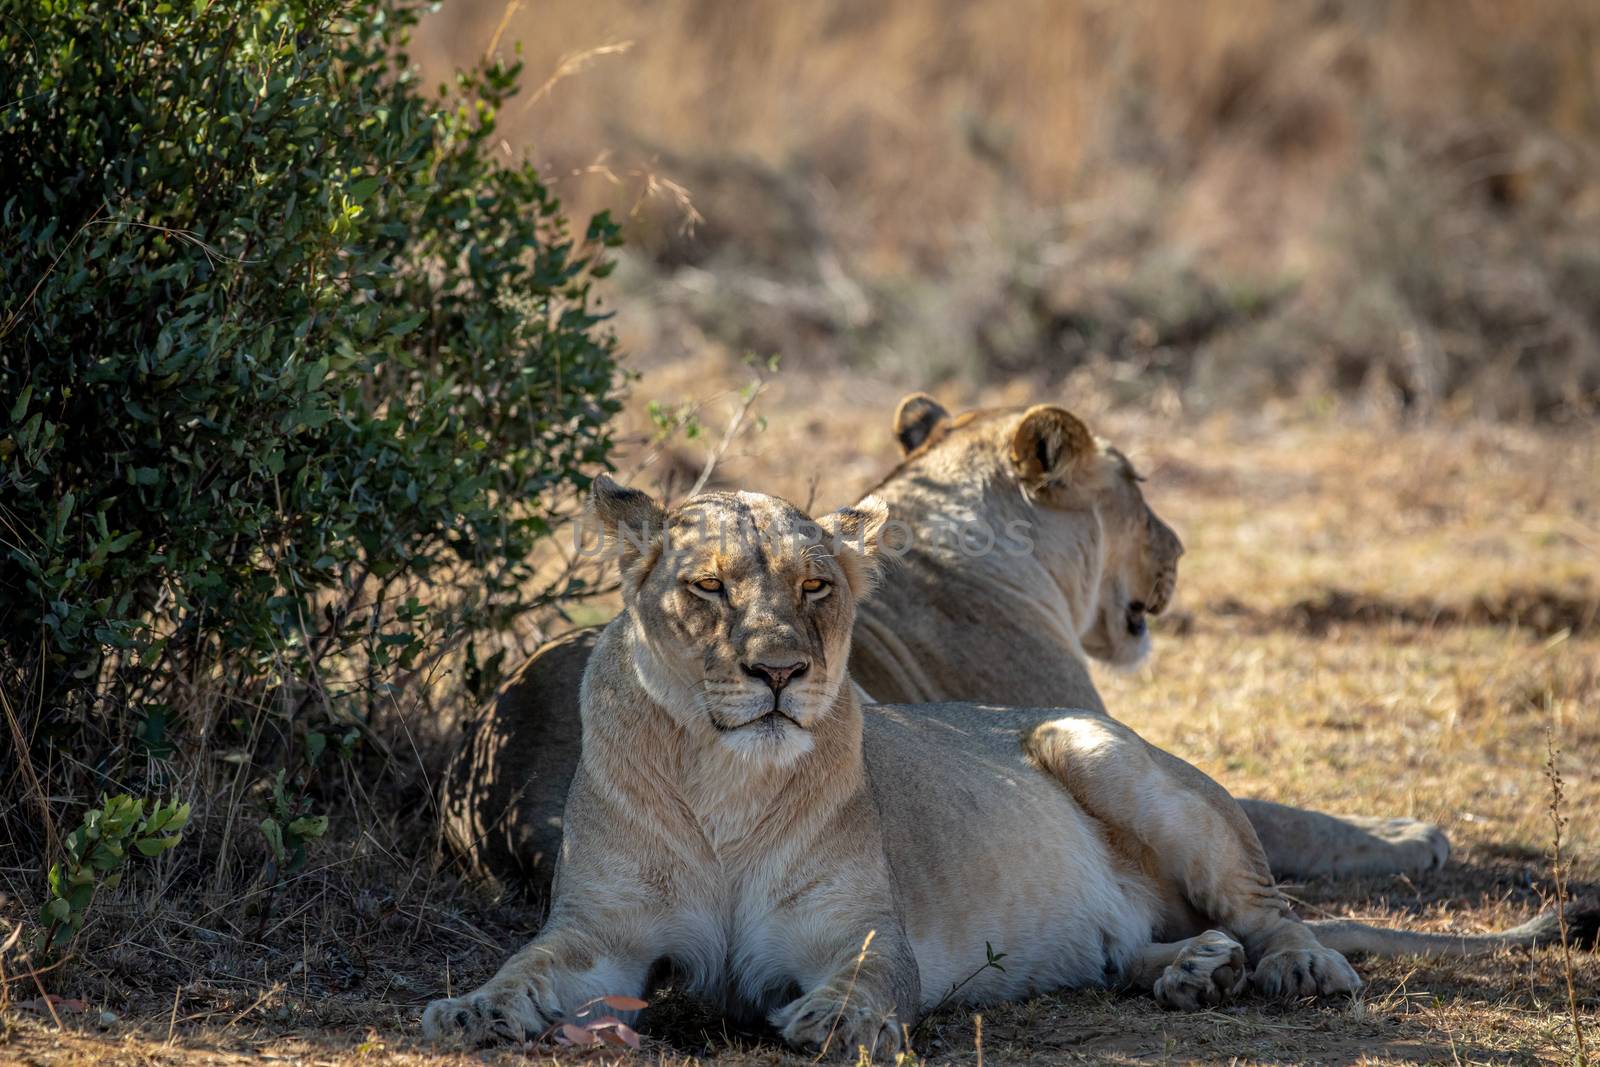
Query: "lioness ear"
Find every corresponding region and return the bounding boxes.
[587,474,666,584]
[816,496,891,595]
[892,392,951,455]
[1009,405,1096,488]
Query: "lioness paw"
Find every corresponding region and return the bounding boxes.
[1337,816,1451,878]
[770,989,902,1060]
[1153,930,1249,1010]
[1370,817,1451,874]
[1252,946,1361,999]
[421,980,551,1046]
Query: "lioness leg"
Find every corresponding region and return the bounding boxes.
[422,922,653,1045]
[1237,799,1450,880]
[769,951,910,1060]
[1025,711,1361,999]
[765,895,921,1057]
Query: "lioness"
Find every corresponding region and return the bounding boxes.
[424,479,1588,1054]
[443,400,1447,893]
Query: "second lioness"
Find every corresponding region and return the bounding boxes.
[443,400,1448,892]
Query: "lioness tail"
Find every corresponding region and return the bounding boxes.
[1308,902,1599,959]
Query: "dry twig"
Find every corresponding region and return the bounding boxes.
[1546,730,1590,1067]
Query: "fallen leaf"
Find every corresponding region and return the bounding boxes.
[596,1022,643,1049]
[598,994,648,1011]
[557,1022,600,1046]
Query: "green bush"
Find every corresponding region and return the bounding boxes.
[0,0,622,836]
[38,795,189,953]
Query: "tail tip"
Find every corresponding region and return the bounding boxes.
[1528,899,1600,951]
[1568,902,1600,950]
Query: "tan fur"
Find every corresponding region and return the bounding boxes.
[851,398,1448,878]
[442,397,1447,894]
[423,484,1575,1055]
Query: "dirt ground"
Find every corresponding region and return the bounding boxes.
[2,353,1596,1066]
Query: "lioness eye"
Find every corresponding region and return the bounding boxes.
[801,578,830,598]
[691,577,723,594]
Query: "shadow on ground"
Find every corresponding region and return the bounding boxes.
[1208,586,1600,640]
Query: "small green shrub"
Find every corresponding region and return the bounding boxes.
[258,769,330,876]
[38,795,189,954]
[0,0,623,859]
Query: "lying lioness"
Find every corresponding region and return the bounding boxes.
[443,400,1448,895]
[424,478,1587,1055]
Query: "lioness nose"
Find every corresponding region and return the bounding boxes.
[742,660,809,693]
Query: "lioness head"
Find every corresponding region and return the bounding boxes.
[588,476,887,765]
[892,393,1184,669]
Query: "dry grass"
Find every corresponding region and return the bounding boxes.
[413,0,1600,269]
[406,0,1600,418]
[3,350,1597,1065]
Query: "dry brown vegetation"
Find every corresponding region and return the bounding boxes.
[413,0,1600,420]
[5,3,1600,1065]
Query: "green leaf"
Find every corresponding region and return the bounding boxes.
[287,814,328,841]
[102,530,140,553]
[133,834,181,856]
[46,897,72,923]
[348,176,381,203]
[386,311,426,336]
[259,818,286,864]
[9,383,32,423]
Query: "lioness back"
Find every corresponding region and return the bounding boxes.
[441,628,595,887]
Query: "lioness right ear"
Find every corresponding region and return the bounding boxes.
[1009,405,1096,488]
[892,392,951,455]
[587,474,666,583]
[816,496,891,596]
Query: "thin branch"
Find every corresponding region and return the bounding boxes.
[1545,730,1589,1066]
[687,374,767,499]
[0,202,106,341]
[521,41,635,111]
[482,0,523,63]
[0,682,57,865]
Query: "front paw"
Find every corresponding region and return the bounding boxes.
[1154,930,1249,1010]
[421,979,551,1046]
[770,988,902,1060]
[1252,946,1361,999]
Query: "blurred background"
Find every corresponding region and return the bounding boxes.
[414,0,1600,422]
